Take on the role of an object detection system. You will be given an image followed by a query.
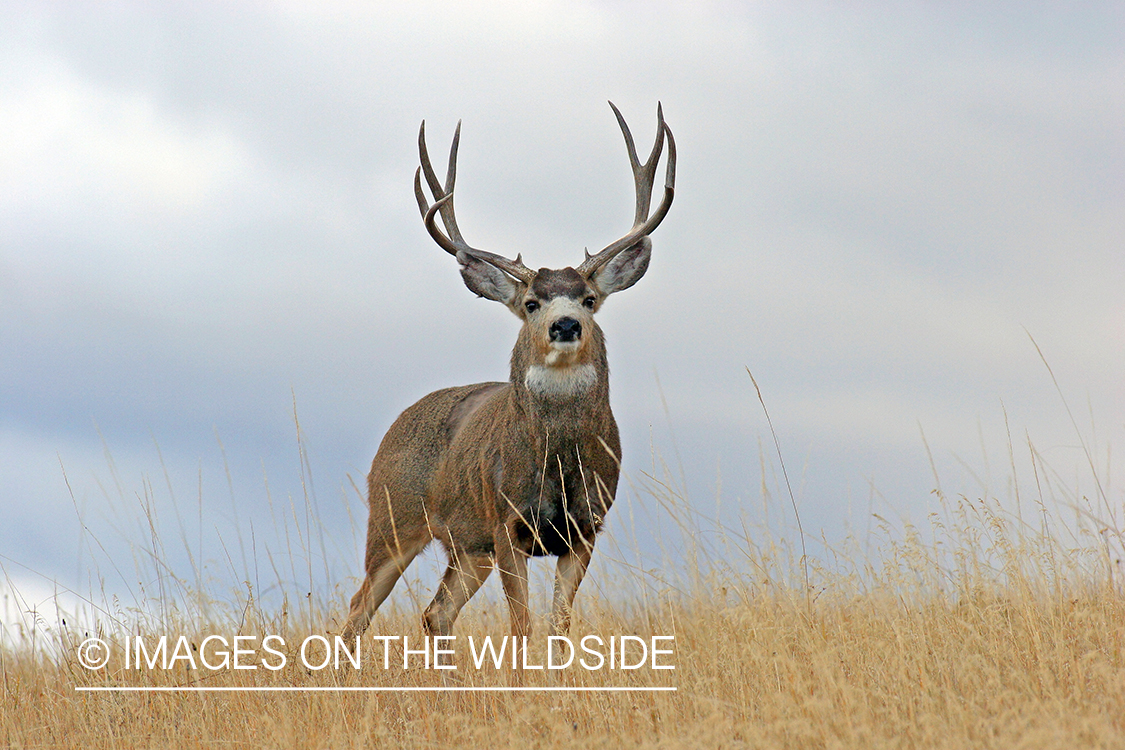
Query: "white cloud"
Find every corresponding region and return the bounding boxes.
[0,63,249,219]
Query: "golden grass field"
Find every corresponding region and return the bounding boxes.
[2,432,1123,748]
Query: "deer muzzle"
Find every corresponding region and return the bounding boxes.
[549,317,582,343]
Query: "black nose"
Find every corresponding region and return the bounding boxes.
[549,317,582,342]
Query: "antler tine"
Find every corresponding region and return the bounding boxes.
[416,120,468,255]
[578,103,676,277]
[415,119,536,283]
[418,189,461,256]
[609,100,665,226]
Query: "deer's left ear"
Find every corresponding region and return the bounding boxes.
[588,237,651,296]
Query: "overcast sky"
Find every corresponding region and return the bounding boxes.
[1,3,1122,629]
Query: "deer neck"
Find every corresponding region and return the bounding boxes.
[509,324,611,436]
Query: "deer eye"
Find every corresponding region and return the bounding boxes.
[583,296,597,309]
[524,300,540,313]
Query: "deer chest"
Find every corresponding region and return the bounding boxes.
[510,448,612,557]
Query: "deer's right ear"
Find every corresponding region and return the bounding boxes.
[457,251,523,305]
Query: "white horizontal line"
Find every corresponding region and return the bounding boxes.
[76,685,676,693]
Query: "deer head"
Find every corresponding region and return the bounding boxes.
[413,103,676,396]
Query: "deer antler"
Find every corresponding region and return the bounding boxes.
[415,121,537,284]
[577,102,676,279]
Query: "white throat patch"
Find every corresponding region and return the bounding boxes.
[524,363,597,398]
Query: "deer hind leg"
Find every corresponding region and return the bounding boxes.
[423,551,493,637]
[341,533,429,642]
[550,540,593,635]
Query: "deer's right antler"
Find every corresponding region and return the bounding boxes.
[415,121,537,285]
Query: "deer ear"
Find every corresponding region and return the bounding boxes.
[457,251,522,304]
[589,236,651,296]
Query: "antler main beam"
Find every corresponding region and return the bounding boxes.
[576,102,676,279]
[414,120,536,284]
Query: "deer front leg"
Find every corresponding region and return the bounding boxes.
[550,541,593,635]
[494,531,531,640]
[494,537,530,680]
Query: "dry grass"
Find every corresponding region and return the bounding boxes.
[3,429,1123,748]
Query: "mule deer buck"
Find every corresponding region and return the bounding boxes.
[342,103,675,646]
